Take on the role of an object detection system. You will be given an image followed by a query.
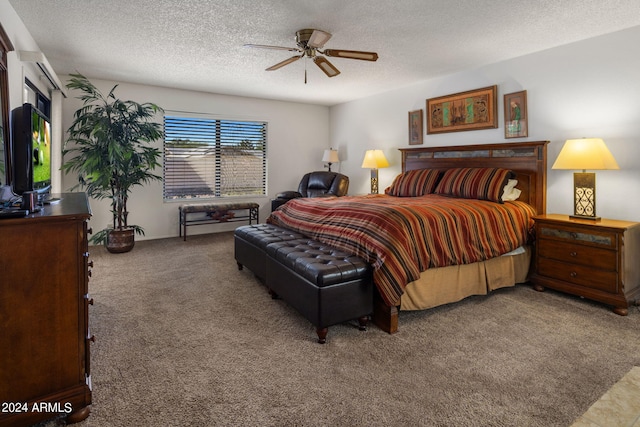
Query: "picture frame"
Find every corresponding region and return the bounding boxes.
[408,109,423,145]
[504,90,528,138]
[426,85,498,134]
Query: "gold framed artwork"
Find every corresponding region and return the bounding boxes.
[426,85,498,134]
[504,90,528,138]
[408,109,423,145]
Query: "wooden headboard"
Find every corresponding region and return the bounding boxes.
[399,141,549,215]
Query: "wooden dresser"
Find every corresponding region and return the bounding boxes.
[530,214,640,315]
[0,193,93,426]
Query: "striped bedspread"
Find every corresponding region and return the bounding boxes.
[268,194,536,306]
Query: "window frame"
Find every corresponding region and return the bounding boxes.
[163,112,267,201]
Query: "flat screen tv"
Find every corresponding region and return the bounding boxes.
[11,103,52,196]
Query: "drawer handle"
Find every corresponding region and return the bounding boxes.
[570,232,578,239]
[570,271,577,278]
[570,251,577,257]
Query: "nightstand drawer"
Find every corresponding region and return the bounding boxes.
[539,225,616,249]
[537,239,616,270]
[537,258,618,293]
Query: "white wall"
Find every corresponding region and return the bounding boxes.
[60,79,330,240]
[331,26,640,222]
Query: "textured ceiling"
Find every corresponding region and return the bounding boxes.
[8,0,640,106]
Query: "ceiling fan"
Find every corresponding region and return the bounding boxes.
[244,29,378,82]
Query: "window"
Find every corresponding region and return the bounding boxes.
[24,78,51,117]
[163,114,267,200]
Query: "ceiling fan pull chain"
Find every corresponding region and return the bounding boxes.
[304,58,308,84]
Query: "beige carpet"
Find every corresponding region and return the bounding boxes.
[40,232,640,427]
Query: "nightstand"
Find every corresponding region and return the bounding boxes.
[530,214,640,315]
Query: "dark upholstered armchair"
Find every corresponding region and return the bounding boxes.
[271,171,349,211]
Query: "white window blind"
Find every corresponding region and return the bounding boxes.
[163,114,267,200]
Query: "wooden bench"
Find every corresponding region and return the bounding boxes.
[179,202,259,241]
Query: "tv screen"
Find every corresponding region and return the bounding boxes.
[31,108,51,191]
[11,103,52,195]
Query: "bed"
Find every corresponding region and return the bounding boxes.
[269,141,548,333]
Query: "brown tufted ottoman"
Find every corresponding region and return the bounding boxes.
[234,224,305,282]
[265,239,373,343]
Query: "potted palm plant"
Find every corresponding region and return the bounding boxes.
[62,73,163,253]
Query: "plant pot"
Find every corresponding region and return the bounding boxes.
[106,228,135,253]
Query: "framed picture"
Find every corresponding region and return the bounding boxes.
[408,109,423,145]
[426,85,498,134]
[504,90,528,138]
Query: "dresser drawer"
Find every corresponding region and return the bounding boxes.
[537,258,618,293]
[538,224,617,249]
[537,238,616,270]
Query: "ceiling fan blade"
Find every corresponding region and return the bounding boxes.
[323,49,379,61]
[266,55,302,71]
[244,44,300,52]
[313,56,340,77]
[308,30,332,48]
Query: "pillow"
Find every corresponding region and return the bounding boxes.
[385,168,441,197]
[434,167,515,203]
[501,179,521,201]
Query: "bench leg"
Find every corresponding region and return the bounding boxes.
[179,210,188,241]
[316,327,328,344]
[249,206,259,224]
[183,212,188,241]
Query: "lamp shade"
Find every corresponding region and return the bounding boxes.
[552,138,620,170]
[361,150,389,169]
[322,149,340,163]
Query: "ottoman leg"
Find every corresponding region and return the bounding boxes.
[268,289,280,299]
[358,316,369,331]
[316,327,328,344]
[237,262,243,271]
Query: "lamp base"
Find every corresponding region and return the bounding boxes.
[370,168,379,194]
[573,172,598,220]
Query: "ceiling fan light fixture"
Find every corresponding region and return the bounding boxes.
[314,56,340,77]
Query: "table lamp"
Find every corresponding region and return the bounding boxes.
[361,149,389,194]
[322,148,340,172]
[552,138,619,220]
